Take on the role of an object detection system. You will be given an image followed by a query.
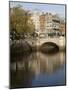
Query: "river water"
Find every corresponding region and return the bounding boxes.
[10,51,66,88]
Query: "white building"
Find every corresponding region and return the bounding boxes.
[45,13,53,33]
[30,11,61,36]
[30,10,40,34]
[44,13,60,35]
[52,14,60,33]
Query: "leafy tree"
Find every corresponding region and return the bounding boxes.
[10,6,35,35]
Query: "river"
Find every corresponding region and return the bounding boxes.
[10,51,66,88]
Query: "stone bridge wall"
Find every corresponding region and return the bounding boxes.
[26,37,65,49]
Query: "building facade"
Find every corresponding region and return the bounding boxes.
[39,13,46,33]
[29,11,65,36]
[45,13,53,34]
[30,10,40,34]
[60,20,65,35]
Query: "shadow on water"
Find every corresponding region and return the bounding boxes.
[10,50,66,89]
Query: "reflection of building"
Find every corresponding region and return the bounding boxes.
[11,52,65,75]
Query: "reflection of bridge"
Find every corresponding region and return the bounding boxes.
[11,52,65,74]
[26,36,65,49]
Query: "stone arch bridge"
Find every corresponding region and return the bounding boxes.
[26,37,65,50]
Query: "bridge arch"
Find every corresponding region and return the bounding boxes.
[40,42,59,53]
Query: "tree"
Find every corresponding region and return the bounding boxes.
[10,6,35,35]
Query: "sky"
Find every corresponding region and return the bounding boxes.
[10,1,66,18]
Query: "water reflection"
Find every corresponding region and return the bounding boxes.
[10,51,65,88]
